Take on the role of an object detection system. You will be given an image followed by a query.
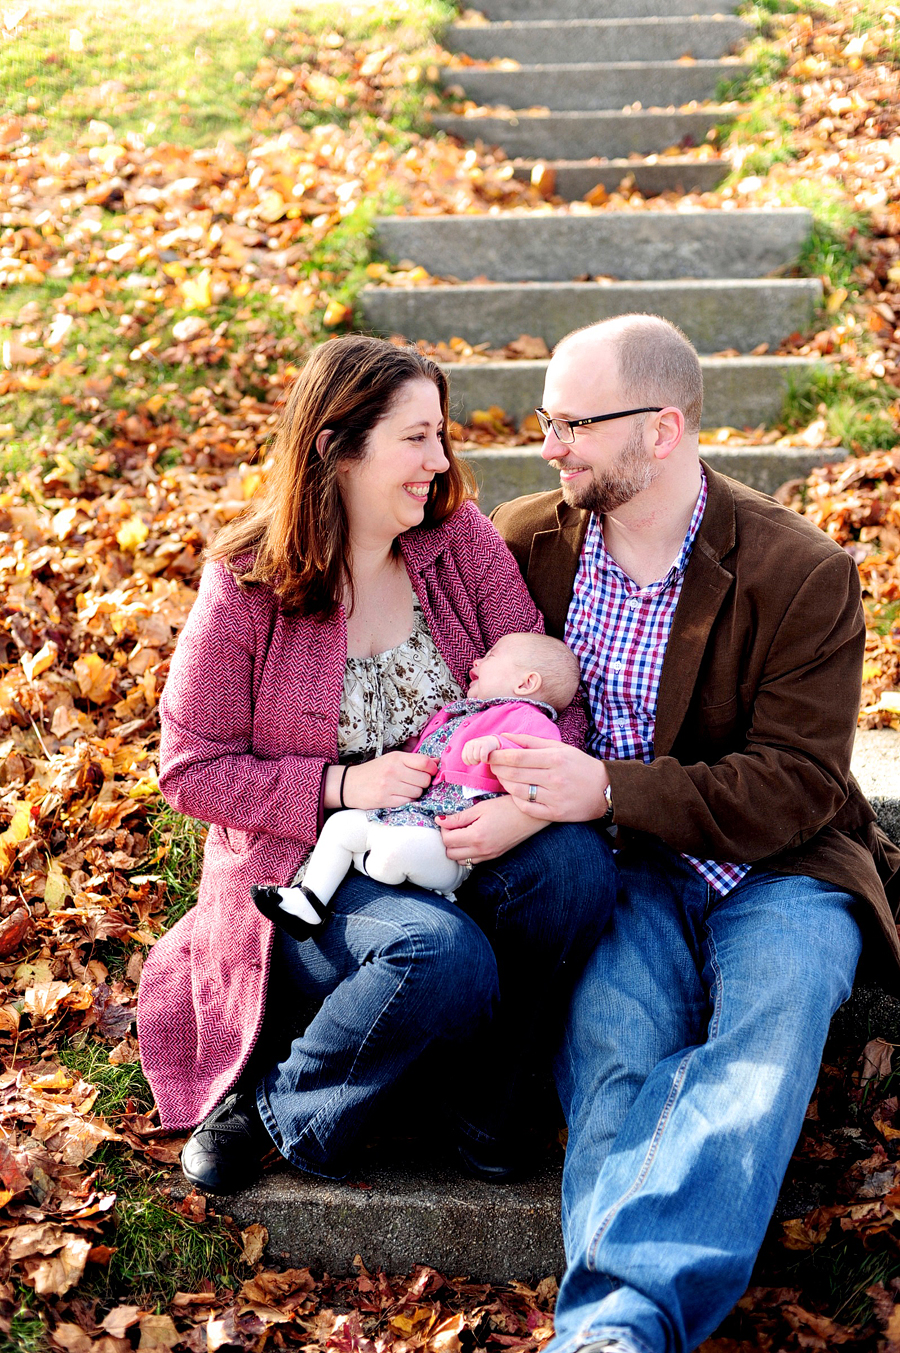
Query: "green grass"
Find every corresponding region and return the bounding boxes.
[1,0,456,151]
[59,1038,153,1115]
[56,1038,245,1304]
[1,10,273,151]
[0,1292,48,1353]
[783,365,897,454]
[144,803,207,931]
[87,1178,247,1304]
[782,179,869,294]
[871,600,900,638]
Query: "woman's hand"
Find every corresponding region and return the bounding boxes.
[438,794,546,865]
[326,753,438,811]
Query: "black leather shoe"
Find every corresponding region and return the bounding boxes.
[456,1137,530,1184]
[181,1091,270,1195]
[251,883,330,942]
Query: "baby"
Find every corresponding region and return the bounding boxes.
[251,632,581,940]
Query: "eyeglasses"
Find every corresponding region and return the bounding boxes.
[535,406,663,444]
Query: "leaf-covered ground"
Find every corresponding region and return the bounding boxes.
[0,0,899,1348]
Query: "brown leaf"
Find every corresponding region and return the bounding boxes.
[100,1306,146,1337]
[0,905,33,957]
[240,1222,268,1267]
[860,1036,895,1082]
[136,1314,181,1351]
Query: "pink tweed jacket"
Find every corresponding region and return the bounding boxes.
[138,503,584,1130]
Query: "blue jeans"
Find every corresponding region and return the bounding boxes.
[255,823,615,1177]
[550,837,862,1353]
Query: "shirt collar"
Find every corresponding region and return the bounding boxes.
[587,468,708,590]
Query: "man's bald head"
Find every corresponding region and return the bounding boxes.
[555,315,703,435]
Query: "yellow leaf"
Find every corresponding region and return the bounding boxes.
[21,640,58,682]
[825,287,848,313]
[256,190,286,223]
[877,691,900,713]
[127,770,159,801]
[887,265,900,285]
[322,299,352,328]
[0,803,32,850]
[116,514,150,552]
[862,661,882,681]
[242,470,263,499]
[180,269,213,310]
[44,863,70,912]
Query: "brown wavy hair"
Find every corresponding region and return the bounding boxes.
[208,335,475,617]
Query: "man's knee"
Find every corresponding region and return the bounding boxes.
[476,823,618,945]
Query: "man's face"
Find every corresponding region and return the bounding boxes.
[540,338,659,515]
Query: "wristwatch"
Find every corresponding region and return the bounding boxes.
[599,781,614,826]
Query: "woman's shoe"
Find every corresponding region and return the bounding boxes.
[250,883,330,942]
[181,1090,271,1194]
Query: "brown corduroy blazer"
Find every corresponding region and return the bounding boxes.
[492,464,900,988]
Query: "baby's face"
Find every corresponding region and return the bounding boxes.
[467,637,532,701]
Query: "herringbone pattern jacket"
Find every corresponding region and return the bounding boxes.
[138,503,584,1129]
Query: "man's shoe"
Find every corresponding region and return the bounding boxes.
[181,1091,271,1195]
[456,1137,530,1184]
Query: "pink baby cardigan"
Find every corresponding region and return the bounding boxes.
[138,503,586,1130]
[421,700,562,795]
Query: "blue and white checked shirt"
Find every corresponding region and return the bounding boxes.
[565,471,750,896]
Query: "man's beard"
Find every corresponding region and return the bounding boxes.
[554,421,658,515]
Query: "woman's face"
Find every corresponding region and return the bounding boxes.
[337,379,449,544]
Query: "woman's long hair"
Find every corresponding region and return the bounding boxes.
[208,335,475,617]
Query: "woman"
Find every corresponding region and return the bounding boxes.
[137,335,614,1194]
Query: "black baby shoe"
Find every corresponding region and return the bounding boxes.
[251,883,330,942]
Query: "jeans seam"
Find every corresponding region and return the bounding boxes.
[705,919,725,1041]
[586,1047,695,1269]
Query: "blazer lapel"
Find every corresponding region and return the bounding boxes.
[527,502,590,638]
[654,466,737,757]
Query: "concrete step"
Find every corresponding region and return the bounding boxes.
[196,729,900,1281]
[445,16,751,64]
[474,0,741,19]
[461,443,842,513]
[361,279,821,354]
[373,209,813,283]
[432,108,731,161]
[511,156,729,199]
[443,60,746,113]
[434,357,822,435]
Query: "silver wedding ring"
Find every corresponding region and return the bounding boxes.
[528,783,538,803]
[465,857,474,869]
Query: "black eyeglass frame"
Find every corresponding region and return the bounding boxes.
[535,406,664,444]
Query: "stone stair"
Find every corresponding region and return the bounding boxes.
[233,0,900,1290]
[359,0,827,511]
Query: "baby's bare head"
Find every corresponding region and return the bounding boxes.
[467,632,581,712]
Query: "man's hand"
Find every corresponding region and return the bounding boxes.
[487,734,610,821]
[461,735,502,765]
[438,794,546,864]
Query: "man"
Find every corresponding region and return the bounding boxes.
[484,315,900,1353]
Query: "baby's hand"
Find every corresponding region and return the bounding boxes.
[461,735,502,765]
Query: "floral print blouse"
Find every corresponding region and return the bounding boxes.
[338,598,464,761]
